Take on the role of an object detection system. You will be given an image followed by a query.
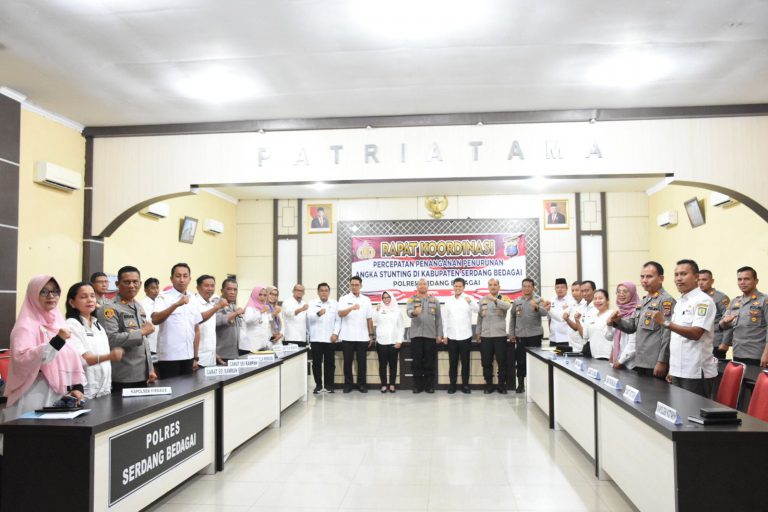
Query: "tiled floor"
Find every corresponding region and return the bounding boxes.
[147,389,637,511]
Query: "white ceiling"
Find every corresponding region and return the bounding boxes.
[1,0,767,127]
[215,176,666,200]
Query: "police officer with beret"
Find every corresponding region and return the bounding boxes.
[609,261,676,378]
[718,266,768,366]
[476,278,512,394]
[407,278,443,393]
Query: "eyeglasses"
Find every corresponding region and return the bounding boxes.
[40,288,61,297]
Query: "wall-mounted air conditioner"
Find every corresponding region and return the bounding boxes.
[141,202,170,219]
[203,218,224,234]
[711,192,738,208]
[33,161,82,192]
[656,211,678,228]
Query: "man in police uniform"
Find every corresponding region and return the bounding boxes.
[476,278,512,394]
[407,278,443,394]
[97,265,157,392]
[609,261,675,378]
[698,269,732,359]
[509,278,549,393]
[655,259,717,397]
[718,266,768,366]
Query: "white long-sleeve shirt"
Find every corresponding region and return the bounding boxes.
[194,294,219,367]
[240,306,273,352]
[374,307,405,345]
[442,293,478,340]
[582,309,614,360]
[282,296,308,342]
[547,295,576,343]
[307,299,338,343]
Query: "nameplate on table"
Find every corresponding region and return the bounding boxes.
[548,353,558,361]
[228,359,263,368]
[603,375,622,390]
[573,359,586,371]
[204,367,240,377]
[122,387,172,397]
[655,401,683,425]
[587,367,601,380]
[247,354,276,363]
[283,344,300,352]
[622,385,642,403]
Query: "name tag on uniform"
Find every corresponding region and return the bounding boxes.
[205,367,240,376]
[603,375,622,390]
[122,387,172,397]
[573,359,586,371]
[228,359,263,367]
[587,367,601,380]
[623,385,642,403]
[655,401,682,425]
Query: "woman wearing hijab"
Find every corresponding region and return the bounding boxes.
[612,281,640,369]
[374,291,404,393]
[2,275,86,422]
[265,286,284,345]
[241,286,273,353]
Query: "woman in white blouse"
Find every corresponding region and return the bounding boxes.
[64,282,124,399]
[241,286,273,353]
[374,291,404,393]
[569,289,615,360]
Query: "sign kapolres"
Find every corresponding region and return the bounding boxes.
[351,233,527,302]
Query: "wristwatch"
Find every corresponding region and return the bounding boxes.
[663,320,671,328]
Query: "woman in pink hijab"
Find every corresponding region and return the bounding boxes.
[2,275,86,422]
[240,286,273,353]
[612,281,640,368]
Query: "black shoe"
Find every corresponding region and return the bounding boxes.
[447,385,457,394]
[359,386,368,393]
[461,385,471,394]
[497,386,508,394]
[325,388,335,394]
[516,384,525,393]
[413,387,423,394]
[343,387,352,393]
[483,385,494,394]
[313,386,322,394]
[426,387,434,394]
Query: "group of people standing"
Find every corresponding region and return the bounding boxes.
[3,259,765,423]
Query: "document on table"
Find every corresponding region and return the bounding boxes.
[19,409,92,420]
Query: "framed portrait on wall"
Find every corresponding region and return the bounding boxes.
[307,204,333,234]
[179,216,198,243]
[543,199,569,230]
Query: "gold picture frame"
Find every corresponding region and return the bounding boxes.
[543,199,569,230]
[307,203,333,234]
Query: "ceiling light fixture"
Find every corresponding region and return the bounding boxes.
[176,68,264,103]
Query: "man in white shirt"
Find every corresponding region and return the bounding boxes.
[442,277,478,394]
[334,276,374,393]
[193,274,228,368]
[547,277,575,347]
[308,282,339,393]
[282,284,309,347]
[654,259,717,397]
[151,264,206,377]
[140,277,160,355]
[565,280,597,352]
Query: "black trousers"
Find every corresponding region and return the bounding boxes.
[411,337,437,387]
[514,335,543,379]
[156,359,194,379]
[342,340,368,386]
[377,344,399,386]
[670,375,715,398]
[286,340,309,348]
[480,336,508,385]
[734,357,761,366]
[311,342,336,389]
[447,337,471,385]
